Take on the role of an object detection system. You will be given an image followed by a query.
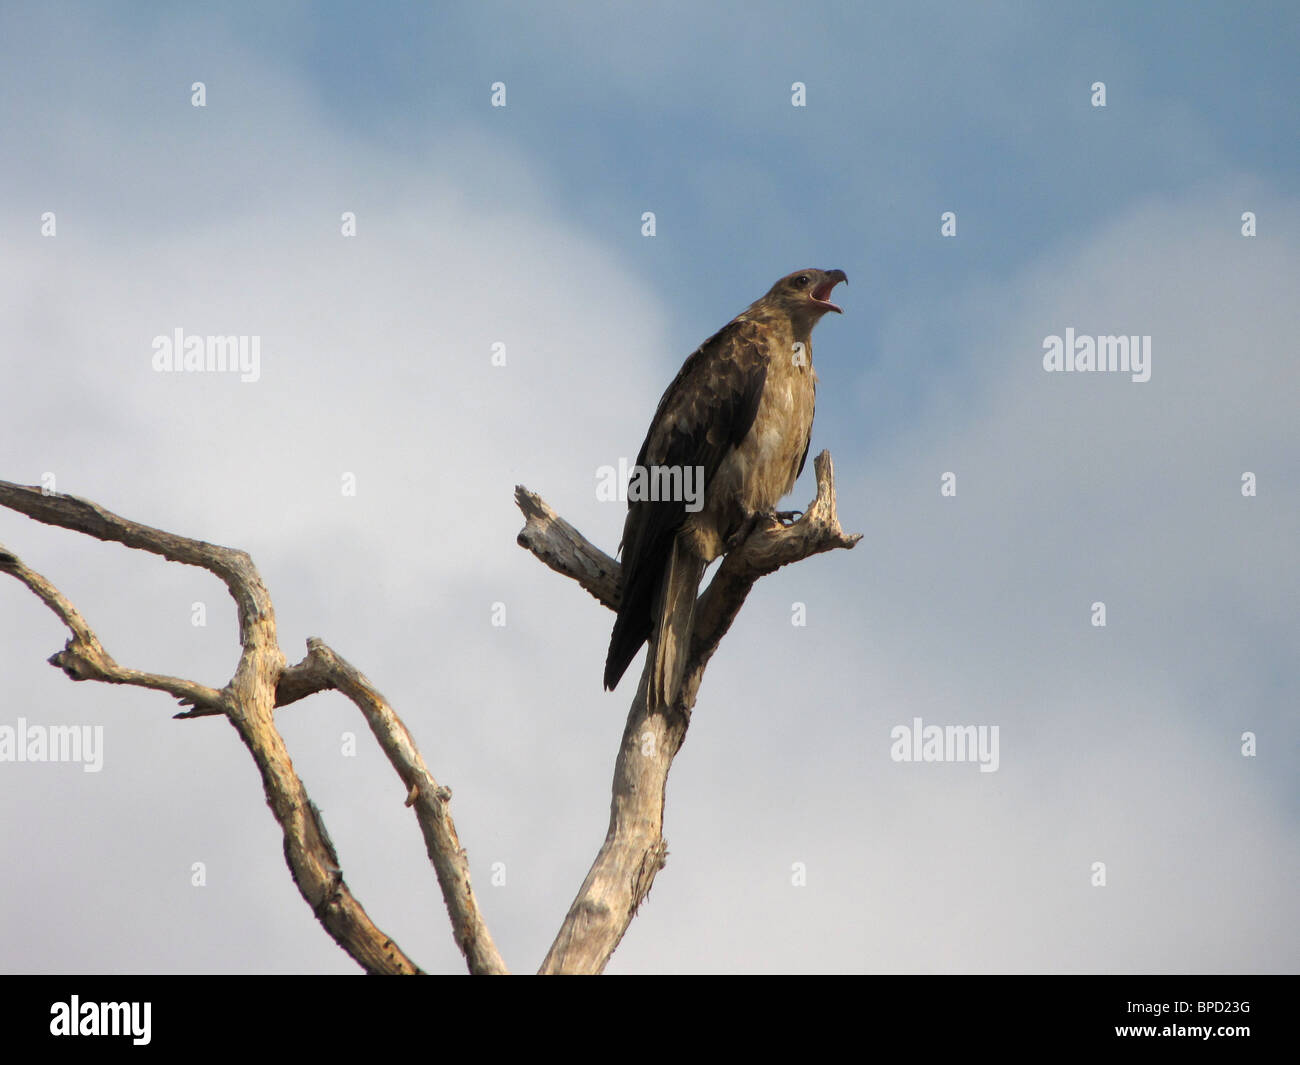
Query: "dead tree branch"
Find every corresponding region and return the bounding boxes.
[516,450,860,973]
[1,447,855,976]
[0,481,506,975]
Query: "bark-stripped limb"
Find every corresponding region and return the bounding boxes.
[516,450,860,973]
[0,481,506,975]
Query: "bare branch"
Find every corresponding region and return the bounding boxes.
[515,486,620,610]
[537,670,683,974]
[683,451,861,701]
[0,546,227,713]
[275,638,509,975]
[175,650,335,717]
[0,480,496,975]
[517,450,859,973]
[0,482,273,656]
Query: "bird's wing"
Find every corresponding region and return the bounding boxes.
[796,431,812,480]
[604,317,769,690]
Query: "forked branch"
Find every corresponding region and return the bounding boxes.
[1,448,856,975]
[515,450,860,973]
[0,480,505,975]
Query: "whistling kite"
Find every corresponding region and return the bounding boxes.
[605,268,847,708]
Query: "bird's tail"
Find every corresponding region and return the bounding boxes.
[648,537,706,710]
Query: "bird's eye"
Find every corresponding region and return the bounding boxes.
[794,275,810,287]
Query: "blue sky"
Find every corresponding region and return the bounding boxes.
[0,2,1296,974]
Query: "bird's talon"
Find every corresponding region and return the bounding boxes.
[724,525,751,553]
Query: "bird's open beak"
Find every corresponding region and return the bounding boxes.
[811,269,847,313]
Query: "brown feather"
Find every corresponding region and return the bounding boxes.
[604,268,844,705]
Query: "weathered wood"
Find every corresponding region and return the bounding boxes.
[518,450,859,973]
[0,445,857,976]
[0,480,506,975]
[282,638,508,975]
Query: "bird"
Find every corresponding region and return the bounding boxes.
[604,267,847,709]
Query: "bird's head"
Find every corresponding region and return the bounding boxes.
[762,268,848,327]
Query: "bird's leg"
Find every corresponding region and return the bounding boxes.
[726,506,800,552]
[724,509,766,553]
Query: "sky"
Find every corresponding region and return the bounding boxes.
[0,1,1296,974]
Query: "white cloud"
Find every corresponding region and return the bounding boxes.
[603,186,1299,973]
[0,18,675,973]
[1,6,1293,975]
